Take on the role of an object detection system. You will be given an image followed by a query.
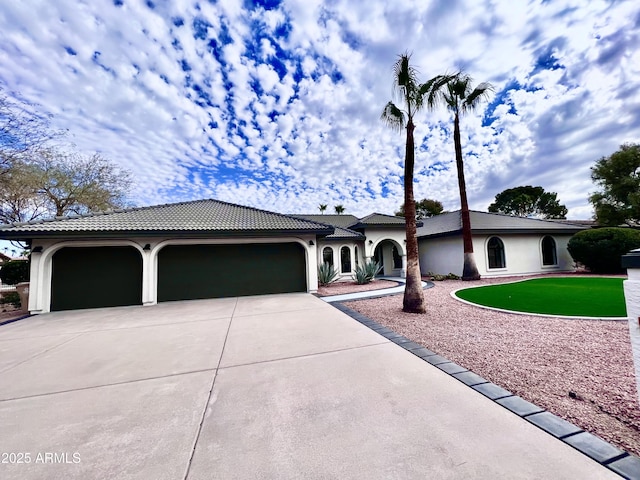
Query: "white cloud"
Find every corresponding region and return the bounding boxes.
[0,0,638,220]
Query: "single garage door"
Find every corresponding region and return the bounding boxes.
[51,246,143,311]
[157,243,306,302]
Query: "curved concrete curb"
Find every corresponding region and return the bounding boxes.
[331,302,640,480]
[320,277,434,303]
[451,277,628,321]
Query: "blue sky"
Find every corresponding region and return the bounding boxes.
[0,0,638,220]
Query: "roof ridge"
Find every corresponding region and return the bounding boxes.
[469,209,580,226]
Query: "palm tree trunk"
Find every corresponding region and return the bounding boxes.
[453,113,480,281]
[403,119,426,313]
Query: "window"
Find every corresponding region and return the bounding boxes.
[354,246,359,267]
[541,236,557,266]
[487,237,506,269]
[340,246,352,273]
[392,246,402,269]
[322,247,334,267]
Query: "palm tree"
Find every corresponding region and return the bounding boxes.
[381,53,453,313]
[319,204,327,214]
[433,73,493,280]
[334,205,345,215]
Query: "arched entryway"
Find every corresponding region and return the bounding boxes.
[373,240,404,276]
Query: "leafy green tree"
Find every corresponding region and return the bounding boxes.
[0,260,29,285]
[395,198,444,219]
[381,53,453,313]
[431,73,493,280]
[488,186,567,219]
[318,204,327,214]
[568,227,640,273]
[589,143,640,226]
[334,205,345,215]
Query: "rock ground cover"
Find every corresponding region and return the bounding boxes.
[344,275,640,458]
[316,279,399,297]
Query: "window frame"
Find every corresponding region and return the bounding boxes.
[486,236,506,270]
[541,235,558,267]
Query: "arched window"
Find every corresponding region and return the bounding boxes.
[487,237,506,269]
[340,246,352,273]
[541,236,557,266]
[322,247,334,267]
[354,245,359,267]
[392,245,402,268]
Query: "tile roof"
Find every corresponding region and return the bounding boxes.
[416,210,588,238]
[292,214,359,229]
[0,199,335,238]
[292,215,364,240]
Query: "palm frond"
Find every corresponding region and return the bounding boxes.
[380,101,405,132]
[420,73,458,109]
[462,81,494,112]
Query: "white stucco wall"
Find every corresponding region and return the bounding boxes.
[316,241,363,279]
[419,233,576,278]
[317,227,408,280]
[28,235,318,314]
[623,268,640,405]
[418,236,464,276]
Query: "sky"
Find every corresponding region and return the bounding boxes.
[0,0,639,221]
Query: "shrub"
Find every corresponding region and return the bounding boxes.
[0,260,29,286]
[0,291,21,308]
[352,260,382,285]
[567,227,640,273]
[317,262,339,286]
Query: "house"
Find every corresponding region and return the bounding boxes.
[293,213,420,278]
[0,199,589,314]
[0,200,334,313]
[416,210,587,277]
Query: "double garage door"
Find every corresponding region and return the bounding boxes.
[51,243,307,311]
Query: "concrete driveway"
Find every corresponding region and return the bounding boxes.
[0,294,620,479]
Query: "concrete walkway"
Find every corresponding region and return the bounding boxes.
[0,294,624,479]
[320,276,431,302]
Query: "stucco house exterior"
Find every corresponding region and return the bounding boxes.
[293,213,420,278]
[0,199,590,313]
[0,200,336,313]
[416,210,588,278]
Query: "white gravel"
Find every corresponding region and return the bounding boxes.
[345,276,640,458]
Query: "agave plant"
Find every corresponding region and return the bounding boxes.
[317,262,339,286]
[352,260,382,285]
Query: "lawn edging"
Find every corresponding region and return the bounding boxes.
[331,301,640,479]
[451,276,628,321]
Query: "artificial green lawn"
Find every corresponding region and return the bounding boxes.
[454,277,627,317]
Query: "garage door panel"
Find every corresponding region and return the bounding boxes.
[51,247,143,311]
[157,243,306,302]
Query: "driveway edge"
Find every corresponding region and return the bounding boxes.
[331,302,640,480]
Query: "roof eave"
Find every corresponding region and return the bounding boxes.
[0,227,334,241]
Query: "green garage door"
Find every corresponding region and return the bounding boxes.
[51,246,143,311]
[157,243,307,302]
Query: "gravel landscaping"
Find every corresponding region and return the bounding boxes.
[316,279,399,296]
[344,275,640,458]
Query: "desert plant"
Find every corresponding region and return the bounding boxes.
[0,260,29,285]
[353,260,382,284]
[317,262,339,286]
[567,227,640,273]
